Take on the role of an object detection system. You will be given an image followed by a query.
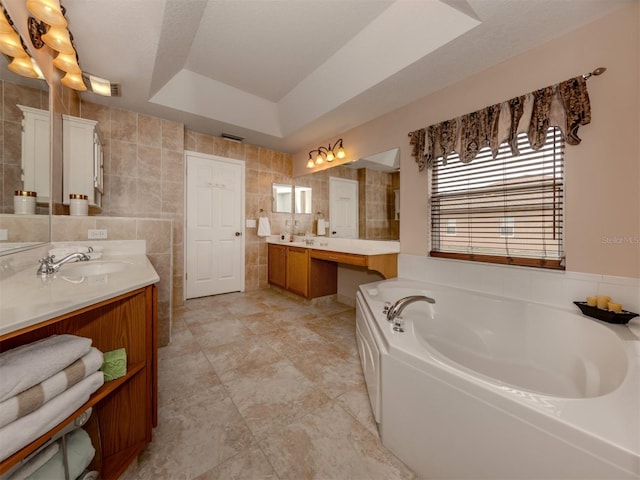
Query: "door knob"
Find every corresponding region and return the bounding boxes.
[235,232,242,236]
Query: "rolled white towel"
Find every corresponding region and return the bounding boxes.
[0,335,92,402]
[0,371,103,461]
[28,428,95,480]
[0,348,103,428]
[257,217,271,237]
[5,441,59,480]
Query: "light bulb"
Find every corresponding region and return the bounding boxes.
[337,146,346,159]
[53,51,81,73]
[41,25,74,54]
[326,150,334,162]
[0,31,26,57]
[8,54,38,78]
[61,71,86,91]
[315,154,324,165]
[0,14,14,34]
[306,158,315,169]
[26,0,67,27]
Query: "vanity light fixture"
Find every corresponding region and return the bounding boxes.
[40,23,73,54]
[0,7,44,79]
[306,138,346,168]
[26,0,67,27]
[60,70,85,91]
[8,53,40,77]
[52,50,80,73]
[22,2,120,95]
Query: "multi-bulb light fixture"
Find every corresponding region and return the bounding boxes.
[0,0,119,95]
[0,4,43,78]
[306,138,346,169]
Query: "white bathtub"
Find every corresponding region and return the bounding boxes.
[356,278,640,479]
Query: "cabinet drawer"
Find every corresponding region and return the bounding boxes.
[310,250,367,267]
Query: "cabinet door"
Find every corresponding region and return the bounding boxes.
[63,116,102,207]
[18,105,50,203]
[268,244,287,288]
[286,247,309,297]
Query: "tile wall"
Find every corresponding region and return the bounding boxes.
[50,215,173,345]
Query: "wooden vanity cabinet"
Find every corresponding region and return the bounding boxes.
[268,243,337,299]
[267,244,287,289]
[0,285,158,480]
[286,246,309,297]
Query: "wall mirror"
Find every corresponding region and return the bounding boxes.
[272,183,314,215]
[0,49,51,255]
[293,147,400,240]
[272,183,293,213]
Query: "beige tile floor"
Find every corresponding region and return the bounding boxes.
[121,288,417,480]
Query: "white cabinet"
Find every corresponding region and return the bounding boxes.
[18,105,50,203]
[19,107,104,209]
[62,115,104,208]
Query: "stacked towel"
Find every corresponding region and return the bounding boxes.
[0,372,103,460]
[0,348,103,428]
[257,216,271,237]
[0,335,104,462]
[0,335,92,402]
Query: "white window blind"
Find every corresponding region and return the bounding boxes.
[430,128,565,269]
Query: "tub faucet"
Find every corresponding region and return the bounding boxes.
[387,295,435,332]
[37,252,90,277]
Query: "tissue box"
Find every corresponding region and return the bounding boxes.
[101,348,127,382]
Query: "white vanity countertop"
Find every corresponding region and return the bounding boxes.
[266,237,400,255]
[0,241,159,337]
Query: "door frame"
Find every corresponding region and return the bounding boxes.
[183,150,245,301]
[329,176,359,238]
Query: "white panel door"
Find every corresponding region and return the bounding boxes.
[186,152,244,299]
[329,176,358,238]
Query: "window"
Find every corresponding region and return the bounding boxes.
[430,128,564,270]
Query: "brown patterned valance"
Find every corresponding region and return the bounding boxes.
[408,75,591,171]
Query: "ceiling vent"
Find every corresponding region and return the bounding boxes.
[221,132,244,143]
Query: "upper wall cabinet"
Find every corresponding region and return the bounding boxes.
[62,115,104,208]
[20,106,104,209]
[18,105,50,203]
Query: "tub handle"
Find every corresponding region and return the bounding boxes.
[392,316,405,333]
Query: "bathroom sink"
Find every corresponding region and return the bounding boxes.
[60,260,133,277]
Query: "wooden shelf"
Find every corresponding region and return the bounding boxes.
[0,285,157,479]
[0,362,146,475]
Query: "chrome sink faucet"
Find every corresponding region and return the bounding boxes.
[36,252,90,277]
[386,295,436,332]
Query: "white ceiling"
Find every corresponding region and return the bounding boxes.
[56,0,630,153]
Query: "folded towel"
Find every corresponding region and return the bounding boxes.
[28,428,95,480]
[0,371,103,461]
[257,216,271,237]
[101,348,127,382]
[5,441,59,480]
[316,219,326,236]
[0,335,92,402]
[0,348,103,428]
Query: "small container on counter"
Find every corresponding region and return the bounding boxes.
[69,193,89,216]
[14,190,36,214]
